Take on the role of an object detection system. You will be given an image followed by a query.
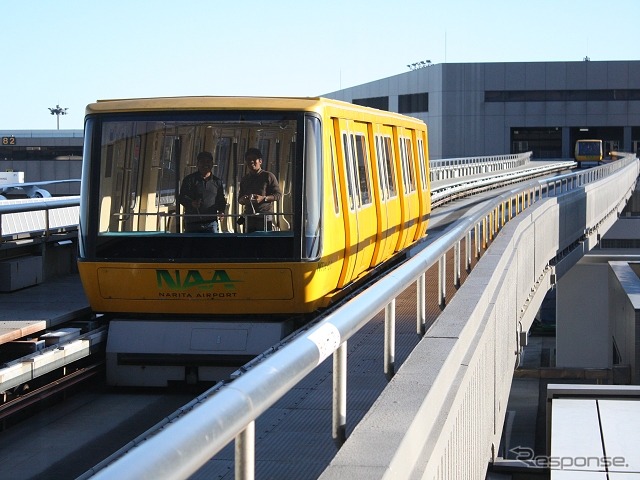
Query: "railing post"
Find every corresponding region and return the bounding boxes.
[236,421,255,480]
[44,208,51,239]
[333,341,347,446]
[384,300,396,380]
[438,254,446,308]
[488,210,494,240]
[482,216,488,249]
[454,240,461,288]
[466,230,472,272]
[417,273,426,335]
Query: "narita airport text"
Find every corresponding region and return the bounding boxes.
[158,292,238,298]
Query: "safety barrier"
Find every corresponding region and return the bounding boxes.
[0,196,79,239]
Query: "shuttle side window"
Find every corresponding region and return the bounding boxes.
[417,138,427,190]
[405,137,416,193]
[375,135,388,201]
[342,132,356,211]
[354,133,372,205]
[330,137,340,215]
[384,136,397,198]
[303,115,322,260]
[400,137,416,194]
[399,138,408,194]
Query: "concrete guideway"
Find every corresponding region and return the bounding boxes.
[321,156,639,479]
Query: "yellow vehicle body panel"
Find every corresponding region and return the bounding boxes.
[78,261,340,315]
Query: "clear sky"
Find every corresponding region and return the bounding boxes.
[2,0,639,130]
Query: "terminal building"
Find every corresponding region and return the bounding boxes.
[2,60,639,185]
[324,60,640,160]
[4,68,637,353]
[0,129,83,195]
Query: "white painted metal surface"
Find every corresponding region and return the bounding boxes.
[599,400,640,474]
[551,399,605,472]
[551,398,640,478]
[0,196,79,236]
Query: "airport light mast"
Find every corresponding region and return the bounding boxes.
[48,104,68,130]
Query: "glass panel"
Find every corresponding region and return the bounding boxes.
[404,137,416,193]
[330,138,340,214]
[417,138,427,189]
[156,135,178,207]
[399,137,411,194]
[303,116,322,260]
[342,132,355,210]
[383,136,397,198]
[375,135,388,201]
[398,92,428,113]
[354,134,372,205]
[94,114,297,236]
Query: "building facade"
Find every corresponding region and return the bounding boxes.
[0,129,83,195]
[324,61,640,160]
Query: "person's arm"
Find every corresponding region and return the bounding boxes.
[263,172,282,204]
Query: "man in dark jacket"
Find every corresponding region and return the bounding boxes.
[238,148,282,232]
[178,151,226,233]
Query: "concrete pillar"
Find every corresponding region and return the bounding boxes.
[562,127,572,159]
[556,262,611,369]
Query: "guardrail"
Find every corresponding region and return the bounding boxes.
[430,156,576,207]
[0,196,80,240]
[430,151,532,181]
[83,153,639,480]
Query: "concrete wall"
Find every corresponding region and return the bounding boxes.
[324,61,640,159]
[610,262,639,383]
[557,258,640,382]
[556,263,612,368]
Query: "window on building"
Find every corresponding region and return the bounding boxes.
[398,93,429,113]
[352,96,389,111]
[485,89,640,103]
[511,127,562,158]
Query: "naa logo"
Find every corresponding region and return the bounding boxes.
[156,269,240,291]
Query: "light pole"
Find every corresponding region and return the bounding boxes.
[48,104,68,130]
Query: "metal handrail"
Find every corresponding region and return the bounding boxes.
[430,151,532,181]
[84,154,639,480]
[0,196,80,239]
